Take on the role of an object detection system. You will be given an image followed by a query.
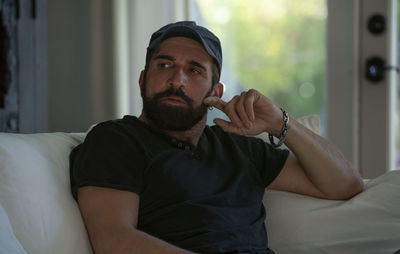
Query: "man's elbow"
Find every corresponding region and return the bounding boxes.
[335,174,364,200]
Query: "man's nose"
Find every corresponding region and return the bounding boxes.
[169,68,187,88]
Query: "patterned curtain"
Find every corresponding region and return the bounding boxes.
[0,0,18,132]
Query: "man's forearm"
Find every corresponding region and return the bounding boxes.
[284,116,363,199]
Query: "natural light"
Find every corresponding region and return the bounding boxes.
[196,0,327,122]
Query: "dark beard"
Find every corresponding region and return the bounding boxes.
[141,77,212,131]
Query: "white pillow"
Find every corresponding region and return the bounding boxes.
[296,114,320,134]
[0,202,27,254]
[264,170,400,254]
[0,132,92,254]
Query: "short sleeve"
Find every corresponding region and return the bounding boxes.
[249,138,289,187]
[69,122,145,200]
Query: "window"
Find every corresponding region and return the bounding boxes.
[195,0,327,128]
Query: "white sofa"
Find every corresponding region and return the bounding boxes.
[1,120,399,254]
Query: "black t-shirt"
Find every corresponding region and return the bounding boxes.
[70,115,289,254]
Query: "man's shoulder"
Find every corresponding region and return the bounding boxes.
[73,116,145,157]
[98,115,140,128]
[85,116,165,152]
[88,115,142,136]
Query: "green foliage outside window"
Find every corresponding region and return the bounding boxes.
[197,0,326,118]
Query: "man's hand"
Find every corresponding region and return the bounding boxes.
[204,89,283,137]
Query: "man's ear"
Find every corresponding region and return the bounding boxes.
[139,70,145,88]
[212,82,225,98]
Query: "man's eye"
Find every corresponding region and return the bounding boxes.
[159,63,170,68]
[190,68,201,74]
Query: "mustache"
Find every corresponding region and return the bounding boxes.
[153,87,194,104]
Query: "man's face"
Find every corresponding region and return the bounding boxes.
[140,37,216,131]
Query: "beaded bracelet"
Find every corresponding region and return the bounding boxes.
[268,108,289,148]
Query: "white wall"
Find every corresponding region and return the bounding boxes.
[47,0,189,132]
[47,0,117,132]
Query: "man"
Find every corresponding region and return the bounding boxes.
[70,21,363,254]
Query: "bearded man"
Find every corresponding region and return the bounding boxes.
[70,21,363,254]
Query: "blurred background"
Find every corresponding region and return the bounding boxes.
[0,0,398,178]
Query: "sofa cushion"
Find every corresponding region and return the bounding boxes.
[264,170,400,254]
[0,202,27,254]
[0,132,92,254]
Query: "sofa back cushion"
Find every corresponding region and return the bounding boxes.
[0,202,27,254]
[0,132,92,254]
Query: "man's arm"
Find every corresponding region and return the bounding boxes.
[268,116,363,199]
[204,89,363,200]
[77,186,195,254]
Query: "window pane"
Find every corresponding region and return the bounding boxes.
[196,0,327,121]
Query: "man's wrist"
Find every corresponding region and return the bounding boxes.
[268,108,289,148]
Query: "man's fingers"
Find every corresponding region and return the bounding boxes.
[205,96,245,129]
[226,96,245,128]
[210,89,273,136]
[244,91,255,122]
[236,92,253,128]
[203,96,227,111]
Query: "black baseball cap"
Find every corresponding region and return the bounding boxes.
[146,21,222,75]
